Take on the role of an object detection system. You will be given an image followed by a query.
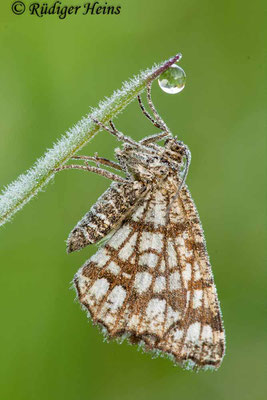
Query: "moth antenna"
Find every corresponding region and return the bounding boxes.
[167,147,191,212]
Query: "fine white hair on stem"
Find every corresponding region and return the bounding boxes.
[0,53,182,227]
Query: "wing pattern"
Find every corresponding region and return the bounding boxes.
[74,180,225,370]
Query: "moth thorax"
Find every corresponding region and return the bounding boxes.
[116,148,169,182]
[132,163,170,182]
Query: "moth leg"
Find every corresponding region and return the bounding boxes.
[72,153,131,180]
[54,164,128,184]
[91,118,155,155]
[71,155,123,172]
[137,84,171,140]
[146,83,170,132]
[137,94,162,129]
[92,118,138,147]
[136,93,172,145]
[140,132,172,145]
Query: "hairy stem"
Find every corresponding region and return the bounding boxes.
[0,53,182,227]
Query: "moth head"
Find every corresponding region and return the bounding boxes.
[164,137,189,165]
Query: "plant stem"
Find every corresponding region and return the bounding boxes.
[0,53,182,227]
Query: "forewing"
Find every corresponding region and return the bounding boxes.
[74,184,225,370]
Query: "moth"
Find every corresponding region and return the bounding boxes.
[56,83,225,370]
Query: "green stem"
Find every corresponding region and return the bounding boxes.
[0,53,182,227]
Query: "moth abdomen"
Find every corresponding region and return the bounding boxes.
[67,180,147,253]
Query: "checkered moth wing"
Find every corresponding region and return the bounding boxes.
[74,183,225,370]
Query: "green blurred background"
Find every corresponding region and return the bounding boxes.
[0,1,265,399]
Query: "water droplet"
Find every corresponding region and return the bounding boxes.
[158,65,186,94]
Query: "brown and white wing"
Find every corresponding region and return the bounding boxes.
[74,184,225,370]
